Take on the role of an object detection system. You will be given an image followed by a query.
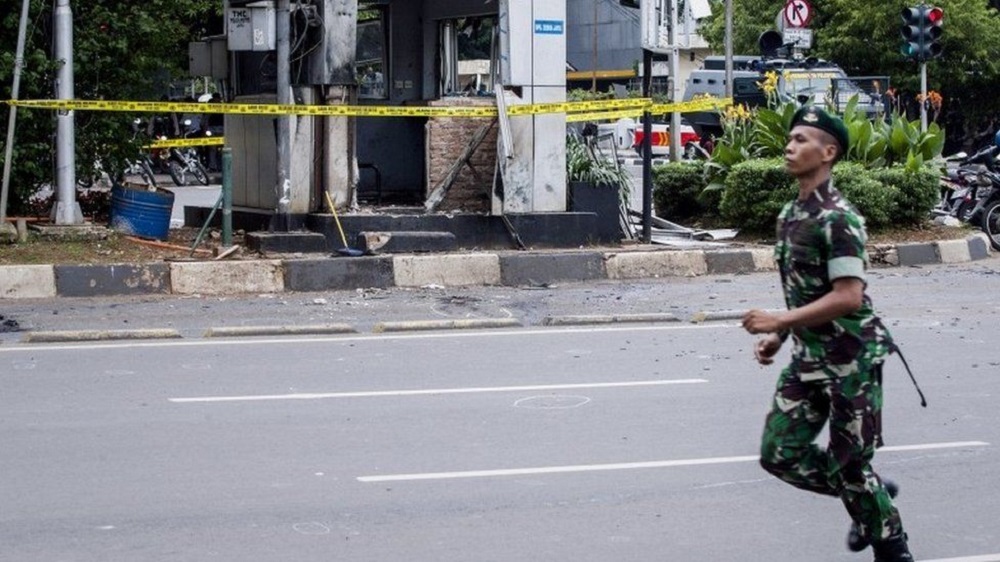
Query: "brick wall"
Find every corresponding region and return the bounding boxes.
[425,98,498,213]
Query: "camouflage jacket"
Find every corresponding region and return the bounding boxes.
[775,180,894,379]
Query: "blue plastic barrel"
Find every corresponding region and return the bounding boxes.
[109,185,175,241]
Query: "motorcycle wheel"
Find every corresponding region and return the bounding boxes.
[981,200,1000,251]
[956,200,976,223]
[191,160,210,185]
[167,160,187,187]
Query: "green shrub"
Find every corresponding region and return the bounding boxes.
[652,161,710,221]
[719,159,912,235]
[832,163,897,231]
[719,158,796,234]
[868,166,939,227]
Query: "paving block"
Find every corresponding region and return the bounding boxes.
[749,248,777,271]
[55,264,170,297]
[499,252,606,286]
[935,239,972,264]
[0,265,57,299]
[705,251,757,275]
[895,243,940,266]
[968,234,991,261]
[604,250,708,279]
[170,260,284,295]
[393,254,501,287]
[283,257,394,292]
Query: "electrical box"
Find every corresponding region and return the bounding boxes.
[189,36,229,79]
[227,4,276,51]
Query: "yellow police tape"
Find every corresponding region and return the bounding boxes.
[7,96,731,120]
[146,137,225,149]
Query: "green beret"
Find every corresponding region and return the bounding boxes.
[790,106,850,156]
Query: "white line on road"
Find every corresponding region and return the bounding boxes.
[0,323,736,353]
[168,379,708,403]
[923,553,1000,562]
[356,441,990,483]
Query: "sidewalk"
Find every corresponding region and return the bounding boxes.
[0,232,992,300]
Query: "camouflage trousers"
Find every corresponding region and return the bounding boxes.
[759,361,904,543]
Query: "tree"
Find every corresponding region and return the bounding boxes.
[1,0,220,215]
[699,0,1000,151]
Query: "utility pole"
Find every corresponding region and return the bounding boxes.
[592,0,599,92]
[1,0,31,227]
[273,0,291,231]
[53,0,83,225]
[668,0,681,161]
[919,61,928,132]
[724,0,733,97]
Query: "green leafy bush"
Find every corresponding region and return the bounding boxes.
[869,166,940,227]
[719,158,796,234]
[719,159,926,234]
[652,161,710,221]
[832,162,897,231]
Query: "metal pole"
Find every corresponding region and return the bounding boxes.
[0,0,31,224]
[54,0,82,225]
[222,147,232,247]
[919,61,928,133]
[669,0,681,162]
[592,0,598,93]
[274,0,291,231]
[641,50,653,244]
[724,0,734,98]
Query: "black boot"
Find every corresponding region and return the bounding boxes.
[847,479,900,552]
[872,532,913,562]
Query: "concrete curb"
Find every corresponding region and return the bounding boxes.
[0,234,992,299]
[372,318,522,333]
[203,324,356,338]
[22,328,182,343]
[542,313,681,326]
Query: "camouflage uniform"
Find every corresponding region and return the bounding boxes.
[759,180,904,543]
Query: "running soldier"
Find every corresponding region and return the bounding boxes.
[741,106,914,561]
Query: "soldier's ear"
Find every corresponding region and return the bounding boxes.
[821,141,839,164]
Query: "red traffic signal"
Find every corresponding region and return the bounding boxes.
[899,6,944,61]
[926,6,944,24]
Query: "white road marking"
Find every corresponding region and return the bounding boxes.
[0,323,737,353]
[923,553,1000,562]
[169,379,708,403]
[356,441,990,483]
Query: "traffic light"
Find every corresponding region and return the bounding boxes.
[900,6,944,61]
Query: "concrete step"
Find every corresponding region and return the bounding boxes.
[357,231,457,253]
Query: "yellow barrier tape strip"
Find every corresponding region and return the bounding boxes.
[649,98,733,114]
[508,97,653,116]
[566,108,645,123]
[7,96,731,119]
[7,99,499,118]
[146,137,225,149]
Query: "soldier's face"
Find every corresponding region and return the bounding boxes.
[785,126,837,177]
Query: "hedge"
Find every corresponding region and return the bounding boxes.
[653,159,940,235]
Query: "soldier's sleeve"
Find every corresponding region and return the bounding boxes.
[824,210,867,282]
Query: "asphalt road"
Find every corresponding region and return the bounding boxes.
[1,261,999,561]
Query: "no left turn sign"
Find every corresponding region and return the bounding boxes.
[783,0,812,28]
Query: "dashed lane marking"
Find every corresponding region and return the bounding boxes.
[356,441,990,483]
[168,379,708,404]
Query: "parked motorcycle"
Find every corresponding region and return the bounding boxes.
[975,167,1000,251]
[938,144,999,224]
[165,119,211,187]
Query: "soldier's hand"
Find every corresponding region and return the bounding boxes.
[742,309,785,335]
[753,333,782,366]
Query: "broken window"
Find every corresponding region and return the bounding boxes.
[440,16,496,97]
[357,3,387,99]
